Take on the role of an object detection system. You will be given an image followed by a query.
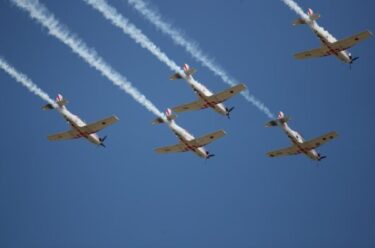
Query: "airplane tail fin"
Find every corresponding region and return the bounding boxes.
[152,108,177,124]
[169,63,196,80]
[42,103,55,110]
[183,63,196,77]
[42,93,68,110]
[293,8,320,26]
[265,111,290,127]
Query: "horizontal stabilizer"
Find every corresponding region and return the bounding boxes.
[265,116,290,127]
[170,73,184,80]
[310,13,321,21]
[169,67,196,80]
[293,18,306,26]
[42,98,68,110]
[184,67,196,76]
[265,120,278,127]
[42,103,54,110]
[152,113,177,125]
[293,13,320,26]
[57,98,68,107]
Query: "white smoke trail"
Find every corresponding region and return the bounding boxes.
[281,0,336,42]
[0,56,56,106]
[128,0,275,119]
[281,0,309,21]
[12,0,164,118]
[84,0,182,74]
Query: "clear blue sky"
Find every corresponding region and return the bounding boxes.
[0,0,374,247]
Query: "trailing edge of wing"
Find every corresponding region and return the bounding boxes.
[172,99,207,113]
[267,145,301,158]
[189,130,226,147]
[80,116,119,134]
[329,30,372,51]
[300,131,338,150]
[48,129,80,141]
[154,143,189,154]
[205,84,247,104]
[294,47,329,60]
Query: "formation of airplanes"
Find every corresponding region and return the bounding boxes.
[40,7,372,163]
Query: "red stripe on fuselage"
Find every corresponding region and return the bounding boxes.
[174,131,198,152]
[285,130,310,155]
[316,32,342,56]
[195,90,218,108]
[290,138,310,155]
[70,122,90,139]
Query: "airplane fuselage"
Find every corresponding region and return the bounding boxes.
[167,120,208,158]
[308,22,352,63]
[185,76,228,116]
[57,107,101,145]
[281,122,320,160]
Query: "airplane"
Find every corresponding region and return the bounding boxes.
[169,64,246,118]
[42,94,118,147]
[265,111,338,161]
[152,108,226,159]
[293,8,372,65]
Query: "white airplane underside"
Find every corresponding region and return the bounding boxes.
[43,94,118,147]
[47,115,118,145]
[172,83,246,116]
[153,108,226,159]
[170,64,246,118]
[267,131,337,161]
[154,129,226,158]
[266,111,338,161]
[293,8,372,64]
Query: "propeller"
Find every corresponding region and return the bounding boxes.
[318,154,327,161]
[351,56,360,62]
[207,154,215,159]
[205,151,215,161]
[349,56,359,70]
[225,106,235,119]
[99,135,107,147]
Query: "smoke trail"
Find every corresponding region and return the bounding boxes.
[127,0,274,119]
[281,0,336,42]
[281,0,309,21]
[0,56,56,106]
[84,0,182,74]
[12,0,164,118]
